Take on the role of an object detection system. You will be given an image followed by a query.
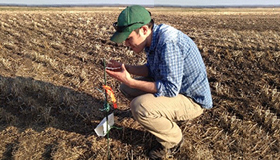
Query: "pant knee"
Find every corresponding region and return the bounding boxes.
[130,97,141,119]
[130,95,149,120]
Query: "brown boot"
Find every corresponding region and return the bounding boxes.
[148,138,184,160]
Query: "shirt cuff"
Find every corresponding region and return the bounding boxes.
[154,80,163,97]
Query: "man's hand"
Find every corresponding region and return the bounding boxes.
[106,60,122,71]
[106,63,134,87]
[105,60,157,93]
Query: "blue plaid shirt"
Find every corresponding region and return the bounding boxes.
[145,24,213,109]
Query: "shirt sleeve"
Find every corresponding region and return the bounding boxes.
[154,40,184,97]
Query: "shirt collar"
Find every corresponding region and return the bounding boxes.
[145,24,159,55]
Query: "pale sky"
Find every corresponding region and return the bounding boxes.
[0,0,279,6]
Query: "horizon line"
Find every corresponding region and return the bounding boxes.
[0,4,280,8]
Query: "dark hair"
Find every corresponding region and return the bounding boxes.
[134,19,154,34]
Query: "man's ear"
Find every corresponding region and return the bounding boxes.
[141,25,149,35]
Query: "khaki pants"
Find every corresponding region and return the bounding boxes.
[120,78,204,148]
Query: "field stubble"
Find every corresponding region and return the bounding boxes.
[0,7,279,159]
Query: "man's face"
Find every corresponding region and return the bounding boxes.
[124,29,146,53]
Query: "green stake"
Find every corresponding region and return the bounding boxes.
[103,59,110,159]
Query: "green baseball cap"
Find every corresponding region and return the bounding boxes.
[110,5,151,43]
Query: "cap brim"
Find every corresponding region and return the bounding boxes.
[110,31,132,43]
